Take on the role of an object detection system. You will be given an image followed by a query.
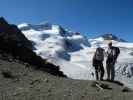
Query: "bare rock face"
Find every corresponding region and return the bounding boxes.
[0,17,32,49]
[0,17,66,77]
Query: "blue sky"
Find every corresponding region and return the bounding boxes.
[0,0,133,41]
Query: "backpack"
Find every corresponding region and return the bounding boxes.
[94,47,104,61]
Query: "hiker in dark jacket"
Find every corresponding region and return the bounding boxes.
[93,46,105,80]
[106,42,120,81]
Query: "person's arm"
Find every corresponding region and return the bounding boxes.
[105,48,109,57]
[114,47,120,63]
[103,49,105,57]
[92,53,96,67]
[115,47,120,60]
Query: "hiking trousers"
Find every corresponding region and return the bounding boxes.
[106,60,115,81]
[93,60,105,80]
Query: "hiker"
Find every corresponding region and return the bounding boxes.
[93,45,105,80]
[106,42,120,81]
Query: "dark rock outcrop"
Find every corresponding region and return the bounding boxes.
[0,17,66,77]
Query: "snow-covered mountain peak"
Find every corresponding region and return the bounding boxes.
[18,22,53,31]
[18,22,70,37]
[101,33,126,42]
[89,33,130,48]
[18,23,31,28]
[18,22,90,59]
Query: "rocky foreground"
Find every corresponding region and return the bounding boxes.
[0,54,132,100]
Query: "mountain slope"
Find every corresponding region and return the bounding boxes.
[0,56,132,100]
